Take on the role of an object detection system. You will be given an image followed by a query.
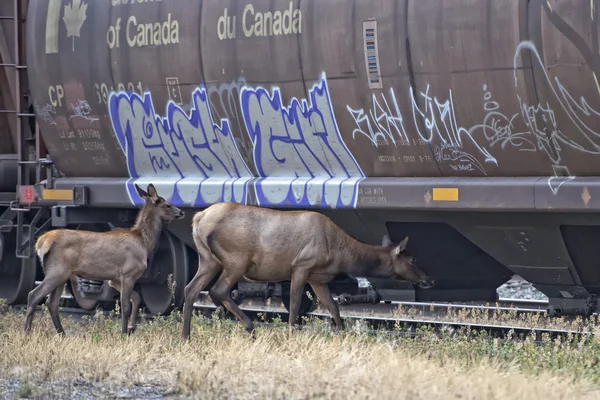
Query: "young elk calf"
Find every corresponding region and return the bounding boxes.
[182,202,434,340]
[25,184,184,335]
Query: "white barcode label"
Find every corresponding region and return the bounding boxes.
[363,20,383,90]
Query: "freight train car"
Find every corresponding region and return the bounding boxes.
[2,0,600,317]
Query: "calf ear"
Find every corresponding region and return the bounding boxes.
[147,184,159,200]
[135,184,148,200]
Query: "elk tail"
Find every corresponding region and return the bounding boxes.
[191,210,222,264]
[35,232,56,272]
[191,211,206,237]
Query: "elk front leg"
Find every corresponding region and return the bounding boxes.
[128,289,141,334]
[118,280,134,335]
[288,271,310,330]
[109,279,140,334]
[308,281,343,330]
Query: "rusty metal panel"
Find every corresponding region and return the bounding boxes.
[23,0,600,208]
[26,0,126,176]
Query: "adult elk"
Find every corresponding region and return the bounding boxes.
[24,184,184,335]
[182,202,434,339]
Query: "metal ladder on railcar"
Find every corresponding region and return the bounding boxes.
[0,0,53,259]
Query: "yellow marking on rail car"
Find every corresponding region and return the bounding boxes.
[432,188,459,202]
[42,189,73,201]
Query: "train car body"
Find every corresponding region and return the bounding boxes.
[2,0,600,316]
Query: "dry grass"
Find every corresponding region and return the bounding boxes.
[2,301,600,399]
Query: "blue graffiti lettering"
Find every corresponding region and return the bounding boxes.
[109,87,252,206]
[240,74,365,208]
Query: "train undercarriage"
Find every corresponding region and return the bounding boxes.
[3,0,600,320]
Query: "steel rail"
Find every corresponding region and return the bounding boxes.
[8,284,594,341]
[6,301,595,343]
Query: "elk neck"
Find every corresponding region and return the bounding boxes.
[338,236,394,279]
[131,203,163,256]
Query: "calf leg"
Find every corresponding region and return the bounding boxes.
[24,274,66,334]
[47,285,66,334]
[128,290,142,334]
[109,280,142,334]
[118,280,134,335]
[182,258,221,340]
[308,281,343,330]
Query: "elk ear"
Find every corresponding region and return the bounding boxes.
[398,236,409,253]
[146,184,159,200]
[135,183,148,200]
[382,234,393,247]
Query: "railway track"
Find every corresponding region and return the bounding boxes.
[5,288,597,342]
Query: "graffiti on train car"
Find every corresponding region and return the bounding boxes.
[109,74,365,208]
[348,36,600,192]
[479,84,534,152]
[240,73,365,208]
[513,40,600,194]
[108,87,253,206]
[347,84,500,175]
[206,78,249,147]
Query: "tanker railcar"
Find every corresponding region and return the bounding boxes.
[2,0,600,317]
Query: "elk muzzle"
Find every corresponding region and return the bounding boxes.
[417,278,435,289]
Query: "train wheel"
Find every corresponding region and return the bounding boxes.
[0,231,37,305]
[139,230,188,316]
[281,282,318,319]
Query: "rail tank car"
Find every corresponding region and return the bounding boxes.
[3,0,600,317]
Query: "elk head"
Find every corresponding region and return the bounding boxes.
[382,235,435,289]
[135,183,185,221]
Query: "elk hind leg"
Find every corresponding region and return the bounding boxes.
[210,268,253,333]
[182,258,222,340]
[308,281,343,330]
[24,274,67,334]
[47,285,66,334]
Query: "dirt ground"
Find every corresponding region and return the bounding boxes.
[0,378,181,399]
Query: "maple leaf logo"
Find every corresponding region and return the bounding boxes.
[62,0,88,52]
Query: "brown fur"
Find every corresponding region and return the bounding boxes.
[182,202,434,339]
[24,183,184,335]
